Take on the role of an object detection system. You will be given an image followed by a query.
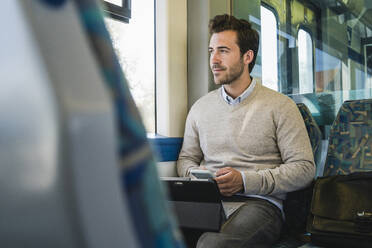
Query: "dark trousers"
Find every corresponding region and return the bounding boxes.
[196,197,283,248]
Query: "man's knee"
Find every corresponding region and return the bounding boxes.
[196,232,241,248]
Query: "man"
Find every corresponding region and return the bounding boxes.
[176,14,315,247]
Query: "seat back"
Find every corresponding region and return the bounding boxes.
[0,0,183,247]
[323,99,372,176]
[1,1,138,247]
[282,104,322,236]
[296,103,322,172]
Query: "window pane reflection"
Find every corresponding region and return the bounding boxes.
[298,29,314,94]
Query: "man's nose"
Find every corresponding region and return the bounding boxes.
[210,52,220,64]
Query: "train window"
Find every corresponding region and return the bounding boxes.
[298,29,314,94]
[260,5,278,91]
[104,0,155,133]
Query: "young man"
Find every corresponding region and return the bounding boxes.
[177,14,315,247]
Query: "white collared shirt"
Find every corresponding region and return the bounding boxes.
[220,78,256,105]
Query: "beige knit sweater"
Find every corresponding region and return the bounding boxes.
[177,82,315,201]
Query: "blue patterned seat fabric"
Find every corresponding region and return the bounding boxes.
[296,103,322,169]
[323,99,372,176]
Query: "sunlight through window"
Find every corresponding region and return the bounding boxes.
[260,6,278,91]
[104,0,155,133]
[298,29,314,94]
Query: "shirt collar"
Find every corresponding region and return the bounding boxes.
[221,78,256,105]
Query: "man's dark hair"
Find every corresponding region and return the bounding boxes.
[209,14,259,73]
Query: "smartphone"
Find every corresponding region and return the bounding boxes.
[190,169,215,179]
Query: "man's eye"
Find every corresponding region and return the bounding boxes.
[220,49,228,53]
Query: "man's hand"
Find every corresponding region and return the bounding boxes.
[214,167,244,196]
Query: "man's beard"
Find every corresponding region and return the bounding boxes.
[213,58,245,85]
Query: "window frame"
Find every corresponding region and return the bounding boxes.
[102,0,131,23]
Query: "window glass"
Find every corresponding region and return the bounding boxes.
[260,5,278,91]
[104,0,155,133]
[298,29,314,94]
[246,1,372,126]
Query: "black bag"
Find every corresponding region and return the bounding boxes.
[307,172,372,248]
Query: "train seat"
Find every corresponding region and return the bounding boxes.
[296,103,323,173]
[294,99,372,248]
[323,99,372,176]
[0,0,183,247]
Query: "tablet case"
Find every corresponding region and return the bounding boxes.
[162,177,225,231]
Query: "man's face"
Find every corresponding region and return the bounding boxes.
[209,30,245,85]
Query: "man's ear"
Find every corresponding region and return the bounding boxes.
[243,50,254,65]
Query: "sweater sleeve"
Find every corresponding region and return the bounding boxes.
[176,107,203,177]
[242,99,316,195]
